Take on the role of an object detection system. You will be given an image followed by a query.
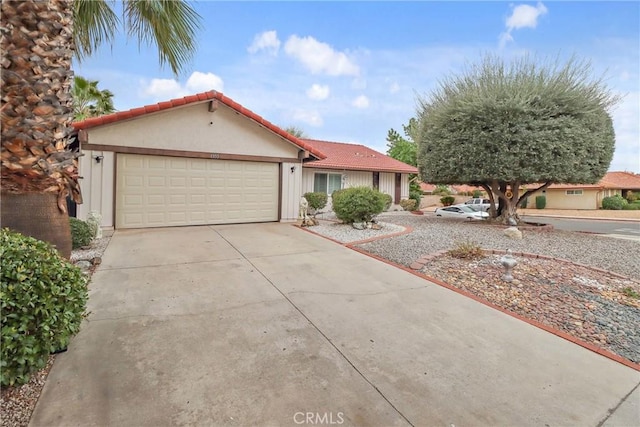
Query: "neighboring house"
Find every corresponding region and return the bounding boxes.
[523,171,640,209]
[301,139,417,209]
[72,91,416,229]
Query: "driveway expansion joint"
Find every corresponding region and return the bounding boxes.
[596,381,640,427]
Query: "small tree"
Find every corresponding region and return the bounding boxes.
[415,55,619,223]
[284,126,308,138]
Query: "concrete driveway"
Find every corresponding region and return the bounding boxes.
[31,223,639,426]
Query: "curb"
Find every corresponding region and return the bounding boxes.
[520,214,640,223]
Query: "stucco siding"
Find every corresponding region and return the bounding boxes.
[526,189,600,209]
[85,103,300,159]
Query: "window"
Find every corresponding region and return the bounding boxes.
[314,173,342,194]
[566,189,583,195]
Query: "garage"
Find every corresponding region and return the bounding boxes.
[73,91,325,229]
[116,154,279,228]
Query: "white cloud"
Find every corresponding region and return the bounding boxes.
[352,95,370,109]
[389,82,400,94]
[292,109,323,127]
[185,71,224,93]
[140,71,224,100]
[247,30,281,55]
[284,35,359,76]
[611,91,640,171]
[306,84,330,100]
[500,2,548,48]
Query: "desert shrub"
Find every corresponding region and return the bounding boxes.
[440,196,455,206]
[535,195,546,209]
[448,240,484,259]
[382,193,393,210]
[472,189,482,198]
[400,199,417,211]
[303,192,328,214]
[332,186,386,223]
[433,185,451,196]
[602,195,628,210]
[69,217,93,249]
[1,229,88,386]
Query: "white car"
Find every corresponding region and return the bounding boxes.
[435,205,489,220]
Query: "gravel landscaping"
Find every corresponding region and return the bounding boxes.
[308,212,640,366]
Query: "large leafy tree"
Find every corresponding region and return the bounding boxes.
[386,118,418,167]
[415,55,619,222]
[72,76,116,121]
[1,0,201,257]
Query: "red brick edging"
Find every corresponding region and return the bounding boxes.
[295,223,640,372]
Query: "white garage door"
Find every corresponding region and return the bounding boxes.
[116,154,279,228]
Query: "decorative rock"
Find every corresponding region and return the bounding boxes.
[371,223,382,230]
[91,257,102,266]
[75,260,91,270]
[508,217,518,226]
[503,226,523,239]
[352,222,366,230]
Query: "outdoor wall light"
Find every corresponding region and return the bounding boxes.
[94,155,104,164]
[290,166,296,173]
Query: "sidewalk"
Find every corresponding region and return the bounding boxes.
[519,208,640,222]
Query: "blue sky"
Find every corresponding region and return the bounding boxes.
[74,1,639,173]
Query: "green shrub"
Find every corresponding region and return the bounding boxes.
[400,199,417,211]
[440,196,455,206]
[331,186,386,223]
[69,217,93,249]
[1,229,88,386]
[303,192,328,214]
[621,202,640,210]
[602,195,628,210]
[535,195,546,209]
[409,189,422,208]
[626,191,638,203]
[472,189,482,198]
[382,193,393,210]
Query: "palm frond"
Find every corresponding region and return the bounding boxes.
[73,0,119,61]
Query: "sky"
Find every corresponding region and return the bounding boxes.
[74,1,640,173]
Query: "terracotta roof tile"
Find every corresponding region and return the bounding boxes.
[73,90,326,160]
[302,139,418,174]
[524,172,640,190]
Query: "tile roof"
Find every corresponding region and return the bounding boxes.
[72,90,326,160]
[600,171,640,189]
[301,139,418,174]
[525,172,640,190]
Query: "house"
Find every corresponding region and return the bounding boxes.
[72,91,416,229]
[301,139,417,209]
[523,171,640,209]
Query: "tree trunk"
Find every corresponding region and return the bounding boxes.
[1,193,72,259]
[1,0,78,255]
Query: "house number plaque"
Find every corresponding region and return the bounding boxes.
[210,153,220,159]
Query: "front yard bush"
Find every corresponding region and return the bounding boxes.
[409,189,422,209]
[440,196,455,206]
[400,199,417,211]
[382,193,393,210]
[1,229,88,386]
[622,202,640,210]
[303,192,328,215]
[535,195,546,209]
[602,195,628,210]
[626,191,638,203]
[69,217,93,249]
[332,186,386,223]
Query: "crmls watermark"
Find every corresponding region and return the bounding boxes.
[293,411,345,425]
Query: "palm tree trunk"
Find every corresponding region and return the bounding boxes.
[1,0,79,258]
